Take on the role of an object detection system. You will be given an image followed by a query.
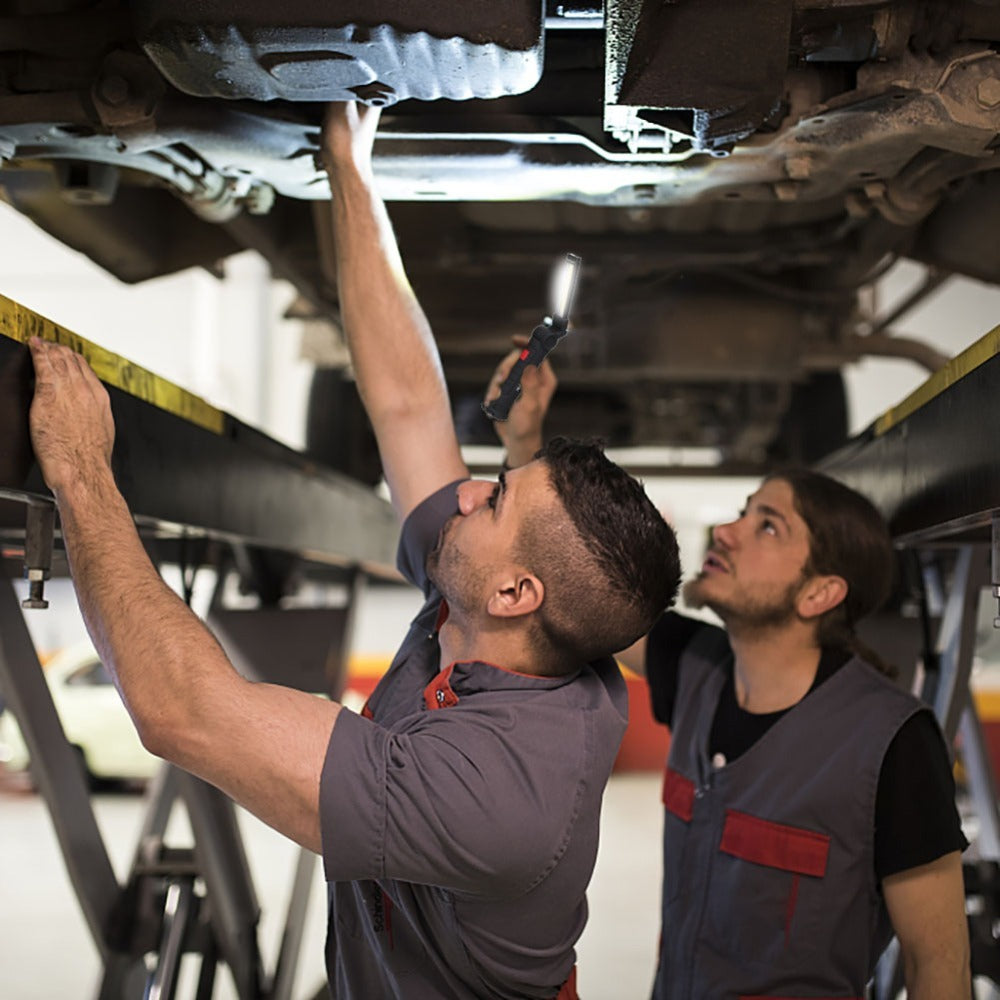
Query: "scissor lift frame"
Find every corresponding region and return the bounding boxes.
[0,314,400,999]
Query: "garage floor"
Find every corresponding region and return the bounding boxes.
[0,768,663,1000]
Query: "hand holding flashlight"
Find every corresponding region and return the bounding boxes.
[482,253,581,422]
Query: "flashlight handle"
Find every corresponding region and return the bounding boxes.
[482,322,566,422]
[482,356,529,421]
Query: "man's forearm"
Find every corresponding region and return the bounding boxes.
[886,852,970,1000]
[326,163,449,431]
[27,338,337,852]
[502,429,544,470]
[322,105,466,516]
[904,959,971,1000]
[54,468,235,762]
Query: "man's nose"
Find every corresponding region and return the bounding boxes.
[456,479,495,515]
[712,519,737,550]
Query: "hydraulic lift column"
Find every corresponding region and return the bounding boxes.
[822,322,1000,996]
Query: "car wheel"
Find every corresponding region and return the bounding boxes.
[305,369,383,486]
[767,371,849,466]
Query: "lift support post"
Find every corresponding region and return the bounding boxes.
[823,323,1000,996]
[0,300,403,999]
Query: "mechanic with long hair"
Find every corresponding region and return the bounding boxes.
[488,347,971,1000]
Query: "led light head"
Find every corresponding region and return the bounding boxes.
[550,253,581,330]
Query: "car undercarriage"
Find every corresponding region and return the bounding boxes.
[2,1,1000,475]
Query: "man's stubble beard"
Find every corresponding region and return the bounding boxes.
[682,574,804,632]
[426,527,488,618]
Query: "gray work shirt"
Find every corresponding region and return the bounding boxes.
[320,480,628,999]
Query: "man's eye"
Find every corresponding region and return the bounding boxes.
[762,519,777,535]
[488,487,499,510]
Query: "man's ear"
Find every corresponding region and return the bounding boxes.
[487,570,544,619]
[796,574,848,621]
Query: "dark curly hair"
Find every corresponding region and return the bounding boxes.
[515,437,680,670]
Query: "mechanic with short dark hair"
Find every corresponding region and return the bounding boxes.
[26,100,680,999]
[491,348,971,1000]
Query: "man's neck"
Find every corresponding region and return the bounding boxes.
[726,620,822,714]
[438,618,548,676]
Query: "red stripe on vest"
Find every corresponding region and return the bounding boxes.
[661,768,695,822]
[720,809,830,877]
[555,967,578,1000]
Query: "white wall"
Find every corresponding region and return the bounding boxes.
[0,202,314,450]
[846,260,1000,434]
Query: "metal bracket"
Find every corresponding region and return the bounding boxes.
[22,497,55,609]
[930,546,986,745]
[0,578,132,979]
[0,488,57,609]
[921,547,1000,858]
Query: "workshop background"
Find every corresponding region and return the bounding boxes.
[2,198,1000,998]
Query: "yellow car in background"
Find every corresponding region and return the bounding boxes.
[0,641,159,788]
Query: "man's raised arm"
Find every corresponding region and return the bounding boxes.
[320,102,467,520]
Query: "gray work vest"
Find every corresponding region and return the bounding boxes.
[653,630,925,1000]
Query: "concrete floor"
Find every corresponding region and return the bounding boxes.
[0,768,663,1000]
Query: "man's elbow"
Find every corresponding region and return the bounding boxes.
[130,696,209,771]
[132,707,187,765]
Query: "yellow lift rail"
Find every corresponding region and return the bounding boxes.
[0,293,225,435]
[875,321,1000,437]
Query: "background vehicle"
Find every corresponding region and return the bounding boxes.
[0,641,159,787]
[2,2,1000,475]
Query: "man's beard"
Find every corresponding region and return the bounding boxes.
[425,517,451,584]
[683,574,803,631]
[426,523,488,617]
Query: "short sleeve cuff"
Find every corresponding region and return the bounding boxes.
[320,708,390,883]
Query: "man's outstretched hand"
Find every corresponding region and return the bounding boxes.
[28,338,114,496]
[321,101,381,179]
[484,335,558,468]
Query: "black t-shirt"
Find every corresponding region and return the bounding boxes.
[646,611,968,881]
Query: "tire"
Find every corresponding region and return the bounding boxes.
[304,369,383,486]
[768,371,849,466]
